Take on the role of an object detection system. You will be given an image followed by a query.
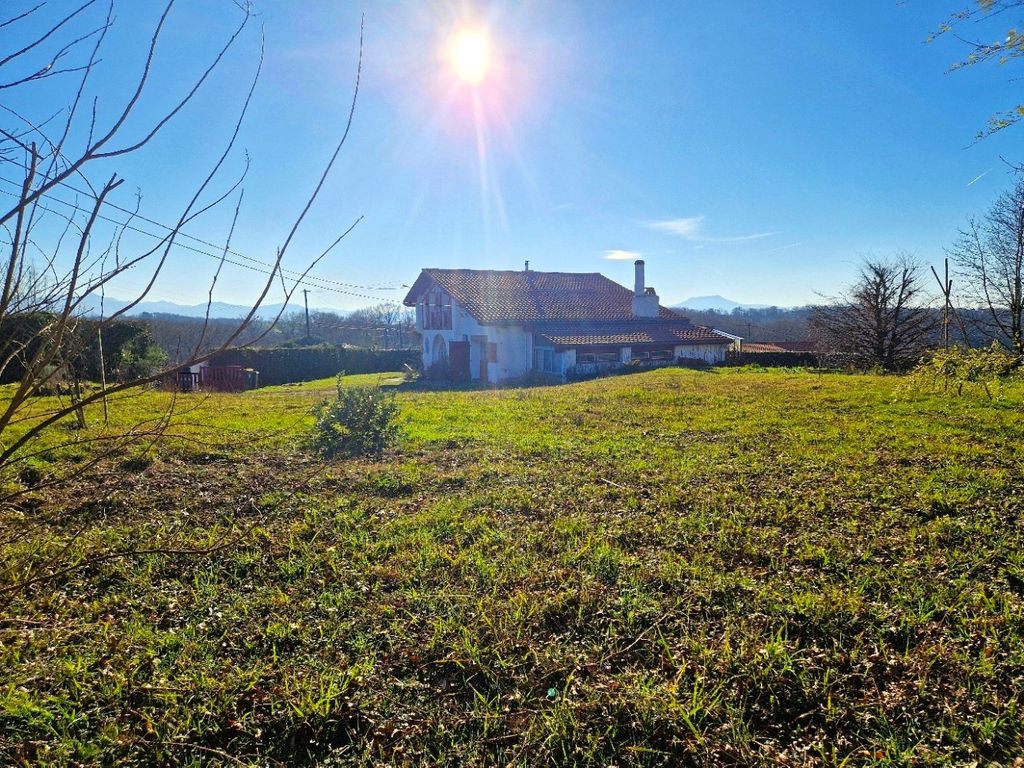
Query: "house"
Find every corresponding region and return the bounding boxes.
[712,328,743,353]
[402,260,732,383]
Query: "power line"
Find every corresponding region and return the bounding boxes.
[0,182,396,302]
[0,172,400,294]
[0,176,393,295]
[0,185,377,301]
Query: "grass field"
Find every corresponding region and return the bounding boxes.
[1,368,1023,766]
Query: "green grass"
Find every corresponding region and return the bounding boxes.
[1,368,1023,766]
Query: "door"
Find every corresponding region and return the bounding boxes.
[477,339,489,383]
[448,341,471,382]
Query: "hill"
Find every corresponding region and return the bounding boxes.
[674,295,771,312]
[74,295,343,319]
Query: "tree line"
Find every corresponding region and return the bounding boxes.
[143,303,417,365]
[0,301,418,387]
[677,172,1024,372]
[679,306,815,344]
[811,174,1024,371]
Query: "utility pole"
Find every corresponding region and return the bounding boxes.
[302,288,311,340]
[930,258,952,350]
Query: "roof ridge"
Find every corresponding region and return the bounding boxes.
[405,267,676,324]
[423,267,606,276]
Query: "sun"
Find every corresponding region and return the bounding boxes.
[448,28,491,84]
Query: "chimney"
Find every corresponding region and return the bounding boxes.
[631,259,659,317]
[524,260,530,272]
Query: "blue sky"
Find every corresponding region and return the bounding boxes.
[5,0,1023,310]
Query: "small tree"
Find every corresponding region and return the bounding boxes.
[310,376,401,459]
[906,343,1021,399]
[949,175,1024,357]
[812,255,935,371]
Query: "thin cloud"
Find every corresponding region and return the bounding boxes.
[604,249,642,260]
[698,231,778,243]
[751,241,802,256]
[646,216,704,237]
[646,215,777,243]
[966,168,992,187]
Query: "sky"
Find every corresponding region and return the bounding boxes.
[4,0,1024,311]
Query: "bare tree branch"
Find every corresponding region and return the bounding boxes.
[948,175,1024,355]
[0,1,366,603]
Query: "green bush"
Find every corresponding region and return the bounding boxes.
[113,339,167,381]
[309,375,401,458]
[905,343,1022,399]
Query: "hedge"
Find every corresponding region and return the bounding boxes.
[723,351,820,367]
[210,346,421,386]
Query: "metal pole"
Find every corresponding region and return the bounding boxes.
[930,259,952,350]
[302,288,311,339]
[943,259,949,350]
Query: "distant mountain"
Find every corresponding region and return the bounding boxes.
[674,295,771,312]
[75,296,342,319]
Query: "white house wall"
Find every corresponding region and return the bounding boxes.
[488,325,531,381]
[560,349,575,375]
[416,289,727,379]
[675,344,726,364]
[421,301,482,367]
[418,296,531,382]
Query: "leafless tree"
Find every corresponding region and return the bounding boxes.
[0,0,363,505]
[341,302,415,349]
[949,175,1024,356]
[812,256,935,371]
[366,302,403,349]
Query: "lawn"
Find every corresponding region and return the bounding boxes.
[1,368,1022,766]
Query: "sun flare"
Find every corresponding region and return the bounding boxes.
[449,28,491,84]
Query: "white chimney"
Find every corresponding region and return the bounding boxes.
[631,259,659,317]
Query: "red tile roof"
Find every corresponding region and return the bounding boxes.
[532,320,730,347]
[403,268,681,323]
[743,341,818,353]
[404,268,732,348]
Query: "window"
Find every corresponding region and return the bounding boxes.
[533,347,557,373]
[576,351,619,364]
[421,290,452,330]
[633,348,674,361]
